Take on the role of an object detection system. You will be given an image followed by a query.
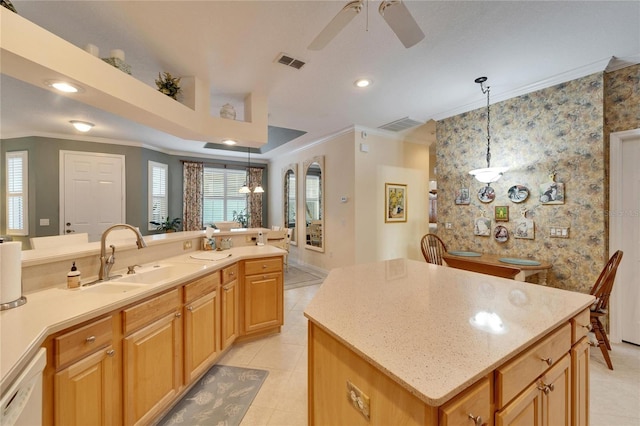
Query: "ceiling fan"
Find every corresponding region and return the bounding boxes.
[308,0,425,50]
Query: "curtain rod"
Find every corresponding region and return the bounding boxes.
[179,159,266,169]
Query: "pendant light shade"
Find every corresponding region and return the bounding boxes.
[469,77,508,184]
[238,147,264,194]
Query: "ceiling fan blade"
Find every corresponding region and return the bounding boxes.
[308,0,363,51]
[378,0,425,48]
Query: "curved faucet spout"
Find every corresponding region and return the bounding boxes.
[98,224,147,281]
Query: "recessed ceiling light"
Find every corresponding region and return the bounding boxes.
[69,120,94,132]
[222,139,237,145]
[354,78,371,88]
[46,80,81,93]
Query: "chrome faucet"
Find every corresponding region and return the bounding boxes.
[98,224,147,281]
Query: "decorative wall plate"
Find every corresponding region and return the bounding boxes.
[478,186,495,203]
[494,225,509,243]
[507,185,529,203]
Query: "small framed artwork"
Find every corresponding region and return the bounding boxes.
[385,183,407,223]
[514,217,535,239]
[474,216,491,236]
[494,206,509,222]
[539,182,565,204]
[478,186,496,203]
[455,188,470,205]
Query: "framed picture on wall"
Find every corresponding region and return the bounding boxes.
[455,188,470,205]
[385,183,407,223]
[495,206,509,222]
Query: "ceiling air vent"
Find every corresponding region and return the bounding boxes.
[378,117,425,132]
[275,53,306,70]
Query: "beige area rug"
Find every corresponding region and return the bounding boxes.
[284,265,327,290]
[156,365,268,426]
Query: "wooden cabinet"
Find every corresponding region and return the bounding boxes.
[571,337,590,426]
[496,354,571,426]
[221,264,239,349]
[122,289,183,426]
[52,316,118,426]
[184,272,220,383]
[439,377,492,426]
[243,257,283,336]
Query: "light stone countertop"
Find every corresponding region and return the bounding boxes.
[1,245,284,394]
[303,258,594,407]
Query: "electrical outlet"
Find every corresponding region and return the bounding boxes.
[550,227,570,238]
[346,381,370,420]
[445,222,453,229]
[183,240,192,250]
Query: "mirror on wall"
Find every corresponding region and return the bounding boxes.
[304,156,324,252]
[283,164,297,246]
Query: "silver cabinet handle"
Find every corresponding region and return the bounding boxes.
[187,306,193,311]
[540,357,553,366]
[175,312,182,318]
[106,349,115,357]
[262,264,268,269]
[468,413,483,426]
[86,336,96,343]
[581,323,592,331]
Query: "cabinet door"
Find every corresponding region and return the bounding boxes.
[496,381,543,426]
[123,311,183,426]
[542,354,571,426]
[244,272,283,333]
[571,337,589,426]
[54,346,116,426]
[221,279,239,349]
[184,290,219,383]
[440,377,492,426]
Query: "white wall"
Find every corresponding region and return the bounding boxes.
[268,125,430,271]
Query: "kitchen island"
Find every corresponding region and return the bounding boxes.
[304,259,594,425]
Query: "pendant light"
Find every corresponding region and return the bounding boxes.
[239,148,264,194]
[469,77,508,184]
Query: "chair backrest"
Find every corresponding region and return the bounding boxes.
[30,233,89,250]
[267,229,289,252]
[421,234,447,265]
[590,250,624,313]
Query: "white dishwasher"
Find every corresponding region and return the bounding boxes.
[1,348,47,426]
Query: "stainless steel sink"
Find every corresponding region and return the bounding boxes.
[114,263,205,285]
[81,282,146,294]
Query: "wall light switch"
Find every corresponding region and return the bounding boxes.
[550,226,570,238]
[445,223,453,229]
[39,218,50,226]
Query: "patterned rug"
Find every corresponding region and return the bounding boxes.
[284,265,327,290]
[157,365,268,426]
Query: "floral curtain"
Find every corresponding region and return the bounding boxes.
[183,161,203,231]
[248,167,263,228]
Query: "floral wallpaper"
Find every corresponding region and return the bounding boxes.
[436,73,606,293]
[604,64,640,135]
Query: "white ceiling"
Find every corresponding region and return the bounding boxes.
[2,1,639,160]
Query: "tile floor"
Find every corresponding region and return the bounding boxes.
[219,281,640,426]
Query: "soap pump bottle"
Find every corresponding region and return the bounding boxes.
[67,262,81,289]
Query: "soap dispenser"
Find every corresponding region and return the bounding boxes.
[67,262,81,289]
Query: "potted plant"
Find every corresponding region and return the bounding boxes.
[155,72,182,100]
[232,209,249,228]
[150,216,182,232]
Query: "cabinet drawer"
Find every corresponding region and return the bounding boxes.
[571,308,591,344]
[244,257,282,275]
[496,323,571,408]
[123,288,181,335]
[439,376,491,426]
[222,263,238,285]
[184,272,219,303]
[55,316,112,368]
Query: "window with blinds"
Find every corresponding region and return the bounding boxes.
[305,175,321,221]
[6,151,28,235]
[203,167,247,225]
[148,161,168,230]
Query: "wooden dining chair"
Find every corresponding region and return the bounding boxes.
[421,234,447,265]
[589,250,623,370]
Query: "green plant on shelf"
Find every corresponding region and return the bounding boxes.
[155,72,182,100]
[149,216,182,232]
[232,209,249,228]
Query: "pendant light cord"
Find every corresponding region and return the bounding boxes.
[485,84,491,169]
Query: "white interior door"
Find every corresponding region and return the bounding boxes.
[60,151,126,242]
[610,130,640,345]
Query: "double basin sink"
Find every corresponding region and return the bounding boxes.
[82,263,207,294]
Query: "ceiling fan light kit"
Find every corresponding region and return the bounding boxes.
[308,0,425,51]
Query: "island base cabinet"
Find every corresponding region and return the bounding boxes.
[496,354,571,426]
[571,337,590,426]
[54,346,116,426]
[242,257,283,337]
[439,377,492,426]
[184,290,219,383]
[123,311,183,426]
[221,279,239,349]
[309,323,438,426]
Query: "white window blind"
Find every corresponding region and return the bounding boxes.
[148,161,168,230]
[203,167,247,225]
[6,151,28,235]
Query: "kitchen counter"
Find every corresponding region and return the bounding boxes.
[304,258,594,407]
[0,245,284,394]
